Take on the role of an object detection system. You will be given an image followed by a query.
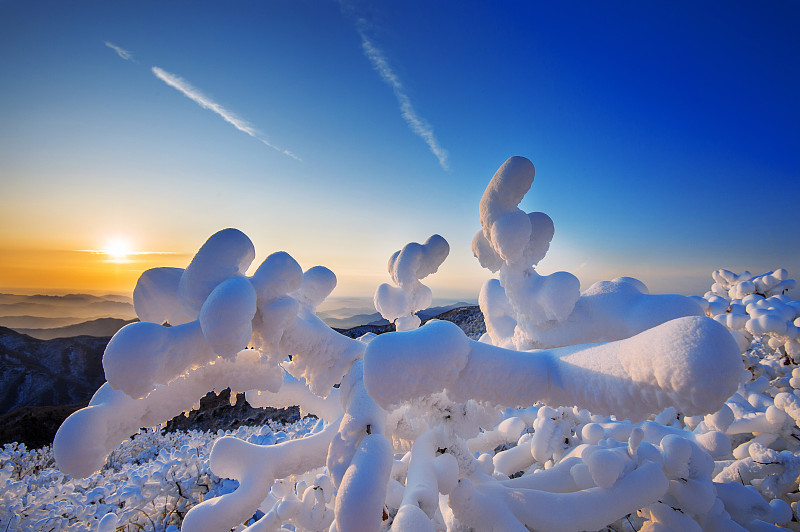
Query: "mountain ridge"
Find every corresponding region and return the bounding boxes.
[0,327,107,415]
[11,317,137,340]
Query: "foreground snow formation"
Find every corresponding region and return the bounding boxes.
[374,235,450,332]
[46,156,800,531]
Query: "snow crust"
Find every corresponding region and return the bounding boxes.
[42,156,800,532]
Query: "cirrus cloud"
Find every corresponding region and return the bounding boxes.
[104,41,134,61]
[357,27,449,170]
[151,67,301,161]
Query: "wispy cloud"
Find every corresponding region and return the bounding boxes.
[357,28,449,170]
[151,66,300,161]
[104,41,134,61]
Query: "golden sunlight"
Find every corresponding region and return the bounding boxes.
[103,238,134,263]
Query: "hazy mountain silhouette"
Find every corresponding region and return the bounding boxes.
[11,317,137,340]
[0,315,90,329]
[0,293,135,319]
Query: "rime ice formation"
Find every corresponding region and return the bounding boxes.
[54,351,283,479]
[693,268,800,358]
[48,157,790,532]
[523,276,705,349]
[472,157,581,348]
[133,266,193,325]
[363,316,741,421]
[181,420,340,532]
[374,234,450,331]
[55,228,365,481]
[473,157,704,350]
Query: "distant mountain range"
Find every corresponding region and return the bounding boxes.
[322,312,389,329]
[0,294,477,331]
[10,317,137,341]
[0,315,96,329]
[0,293,137,340]
[0,293,135,320]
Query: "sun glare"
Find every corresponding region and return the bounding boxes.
[104,238,134,263]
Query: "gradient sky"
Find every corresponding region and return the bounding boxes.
[1,1,798,300]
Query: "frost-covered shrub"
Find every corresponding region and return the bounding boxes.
[692,268,800,358]
[472,157,704,351]
[1,422,314,531]
[39,156,800,531]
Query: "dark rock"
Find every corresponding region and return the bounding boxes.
[0,402,88,448]
[163,388,304,434]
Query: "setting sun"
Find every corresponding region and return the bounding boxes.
[103,238,134,263]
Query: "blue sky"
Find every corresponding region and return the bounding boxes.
[1,1,798,299]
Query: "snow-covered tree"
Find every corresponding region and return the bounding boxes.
[44,157,800,531]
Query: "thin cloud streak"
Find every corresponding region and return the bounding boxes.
[104,41,134,61]
[151,66,300,161]
[358,30,449,170]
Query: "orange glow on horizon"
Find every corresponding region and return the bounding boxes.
[0,248,190,295]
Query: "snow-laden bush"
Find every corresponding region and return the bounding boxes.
[0,420,316,531]
[26,156,800,530]
[691,269,799,359]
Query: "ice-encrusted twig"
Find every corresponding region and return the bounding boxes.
[327,359,393,531]
[181,418,341,532]
[53,349,283,478]
[364,316,741,421]
[449,461,668,532]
